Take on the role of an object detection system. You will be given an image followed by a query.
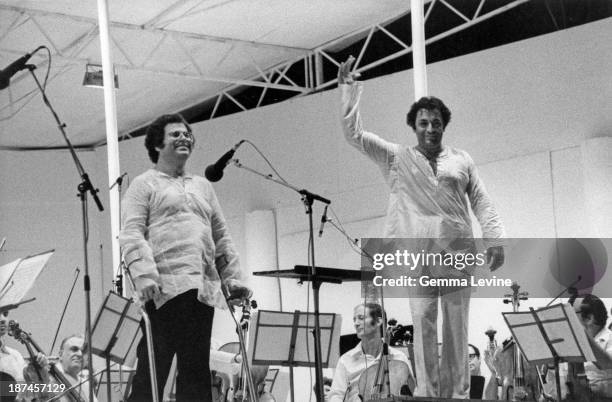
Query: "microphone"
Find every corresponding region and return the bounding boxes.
[110,172,128,190]
[205,140,245,182]
[318,205,329,237]
[0,51,36,90]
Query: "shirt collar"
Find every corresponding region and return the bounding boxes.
[151,168,192,180]
[352,340,383,359]
[0,336,8,354]
[412,145,448,159]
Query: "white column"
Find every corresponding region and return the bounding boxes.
[96,0,121,285]
[411,0,428,99]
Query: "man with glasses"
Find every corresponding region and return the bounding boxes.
[54,335,98,402]
[468,344,481,376]
[571,295,612,399]
[120,113,251,401]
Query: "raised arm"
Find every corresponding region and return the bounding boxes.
[339,56,398,174]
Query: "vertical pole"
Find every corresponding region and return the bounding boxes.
[410,0,428,99]
[96,0,122,292]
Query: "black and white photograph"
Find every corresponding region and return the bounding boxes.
[1,1,612,401]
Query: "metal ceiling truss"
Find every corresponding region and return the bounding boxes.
[172,0,532,116]
[158,0,532,128]
[0,0,531,147]
[0,4,310,90]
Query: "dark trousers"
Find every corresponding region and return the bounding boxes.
[128,289,214,402]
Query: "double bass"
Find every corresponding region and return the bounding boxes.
[357,357,414,401]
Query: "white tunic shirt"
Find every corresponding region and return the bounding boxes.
[340,83,505,247]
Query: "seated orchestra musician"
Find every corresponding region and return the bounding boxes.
[52,334,99,402]
[538,294,612,401]
[570,294,612,399]
[0,311,27,387]
[468,342,499,400]
[328,302,412,402]
[0,310,48,402]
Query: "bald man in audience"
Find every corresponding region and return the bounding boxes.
[54,335,98,402]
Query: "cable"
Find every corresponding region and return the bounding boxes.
[0,45,53,123]
[243,140,290,184]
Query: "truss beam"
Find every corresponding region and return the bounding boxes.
[2,0,533,150]
[0,4,309,54]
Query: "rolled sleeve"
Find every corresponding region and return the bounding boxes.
[340,83,397,174]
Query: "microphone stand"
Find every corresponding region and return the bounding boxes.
[230,159,329,402]
[545,275,581,307]
[323,218,396,398]
[110,173,126,296]
[26,64,103,402]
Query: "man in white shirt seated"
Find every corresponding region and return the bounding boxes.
[54,335,98,402]
[0,310,48,402]
[328,303,412,402]
[572,294,612,399]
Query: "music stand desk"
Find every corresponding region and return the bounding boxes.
[254,265,374,284]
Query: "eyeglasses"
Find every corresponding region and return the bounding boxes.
[167,131,194,140]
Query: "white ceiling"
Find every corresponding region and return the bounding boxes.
[0,0,410,149]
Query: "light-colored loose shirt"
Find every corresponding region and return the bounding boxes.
[0,340,25,381]
[586,327,612,397]
[328,342,411,402]
[340,83,505,247]
[119,169,244,309]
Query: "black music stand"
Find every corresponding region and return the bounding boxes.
[90,291,142,402]
[248,309,342,402]
[502,303,596,402]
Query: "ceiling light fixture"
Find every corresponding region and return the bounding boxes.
[82,63,118,88]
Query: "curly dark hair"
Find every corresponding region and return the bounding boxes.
[406,96,452,130]
[576,294,608,328]
[468,343,480,358]
[144,113,192,163]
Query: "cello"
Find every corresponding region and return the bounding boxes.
[499,282,541,401]
[357,357,414,401]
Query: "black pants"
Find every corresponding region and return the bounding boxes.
[128,289,214,402]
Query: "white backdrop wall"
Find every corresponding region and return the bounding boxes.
[1,16,611,399]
